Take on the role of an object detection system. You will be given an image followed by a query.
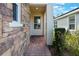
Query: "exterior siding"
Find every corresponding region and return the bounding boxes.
[0,3,30,56]
[57,13,79,32]
[57,17,69,30]
[76,13,79,31]
[46,4,54,45]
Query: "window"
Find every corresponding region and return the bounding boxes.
[54,20,57,28]
[69,15,75,30]
[9,4,23,27]
[13,3,18,21]
[34,16,41,29]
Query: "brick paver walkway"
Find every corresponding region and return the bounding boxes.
[24,36,51,56]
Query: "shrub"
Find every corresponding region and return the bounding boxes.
[53,28,66,55]
[64,30,79,55]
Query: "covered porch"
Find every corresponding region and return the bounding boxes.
[21,3,54,56]
[24,4,51,56]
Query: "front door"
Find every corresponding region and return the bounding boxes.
[33,16,43,35]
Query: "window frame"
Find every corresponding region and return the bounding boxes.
[9,3,23,27]
[69,14,76,31]
[34,16,41,29]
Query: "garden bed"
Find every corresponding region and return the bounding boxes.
[52,28,79,56]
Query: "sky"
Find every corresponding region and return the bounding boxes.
[53,3,79,17]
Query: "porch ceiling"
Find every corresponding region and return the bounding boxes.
[29,4,46,14]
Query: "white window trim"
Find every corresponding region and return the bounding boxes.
[69,14,76,31]
[9,3,23,27]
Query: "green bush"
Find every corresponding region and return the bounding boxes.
[52,28,79,55]
[53,28,66,55]
[64,30,79,55]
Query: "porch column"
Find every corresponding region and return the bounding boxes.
[46,4,54,45]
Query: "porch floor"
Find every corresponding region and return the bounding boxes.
[24,36,51,56]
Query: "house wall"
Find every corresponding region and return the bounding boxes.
[57,17,69,30]
[46,4,54,45]
[21,4,30,48]
[57,13,79,32]
[76,13,79,30]
[44,11,47,39]
[30,12,44,35]
[0,3,30,56]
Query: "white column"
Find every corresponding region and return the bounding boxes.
[46,4,54,45]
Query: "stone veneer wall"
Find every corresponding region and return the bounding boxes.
[0,3,30,56]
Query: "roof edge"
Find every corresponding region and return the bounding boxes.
[55,7,79,20]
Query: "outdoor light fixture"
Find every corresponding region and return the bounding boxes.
[36,7,38,10]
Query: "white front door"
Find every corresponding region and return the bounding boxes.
[31,16,43,35]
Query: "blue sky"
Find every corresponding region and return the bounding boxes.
[53,3,79,17]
